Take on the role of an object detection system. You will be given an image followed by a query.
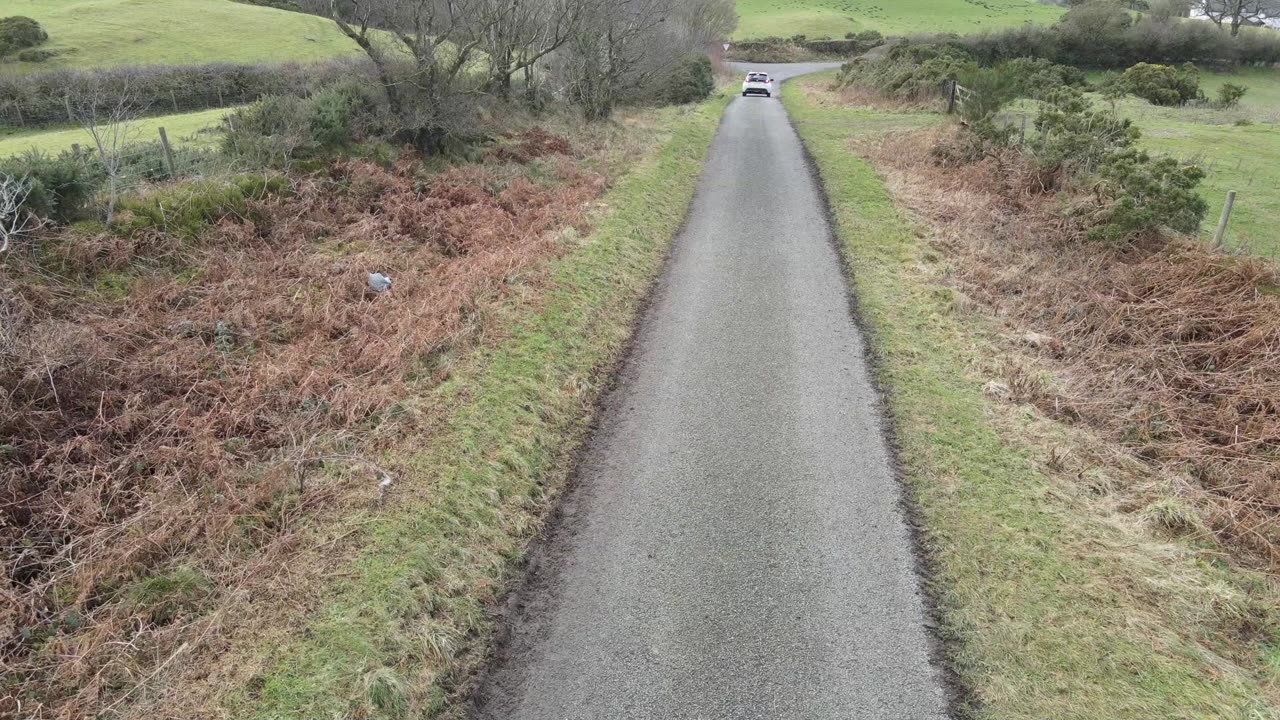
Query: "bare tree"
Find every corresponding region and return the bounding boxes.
[557,0,735,121]
[0,174,42,253]
[1195,0,1280,35]
[66,80,142,224]
[326,0,502,148]
[480,0,588,99]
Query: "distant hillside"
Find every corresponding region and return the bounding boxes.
[0,0,362,72]
[733,0,1065,40]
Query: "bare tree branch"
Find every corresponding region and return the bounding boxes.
[0,174,43,253]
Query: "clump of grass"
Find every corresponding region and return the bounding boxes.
[364,668,409,715]
[1142,498,1206,537]
[128,567,212,625]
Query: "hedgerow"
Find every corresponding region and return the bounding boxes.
[957,1,1280,68]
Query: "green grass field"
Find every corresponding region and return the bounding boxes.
[733,0,1063,40]
[0,107,230,157]
[0,0,362,72]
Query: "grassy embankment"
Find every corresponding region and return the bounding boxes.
[733,0,1062,40]
[0,0,362,72]
[0,107,231,157]
[175,94,732,718]
[785,72,1280,719]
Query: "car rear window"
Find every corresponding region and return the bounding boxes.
[747,74,768,82]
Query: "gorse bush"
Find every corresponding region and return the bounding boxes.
[306,82,384,148]
[1031,87,1140,179]
[663,55,715,105]
[1091,149,1207,242]
[222,80,384,166]
[0,150,99,223]
[1117,62,1202,106]
[996,57,1087,99]
[15,48,55,63]
[0,16,47,58]
[840,44,1085,111]
[1021,87,1206,241]
[1216,82,1248,109]
[838,43,976,99]
[955,65,1020,147]
[114,174,290,239]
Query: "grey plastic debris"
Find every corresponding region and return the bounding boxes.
[367,272,393,294]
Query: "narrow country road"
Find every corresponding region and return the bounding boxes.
[470,63,950,720]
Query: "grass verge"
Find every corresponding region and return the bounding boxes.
[213,94,733,718]
[785,73,1280,719]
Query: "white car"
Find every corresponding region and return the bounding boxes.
[741,71,774,98]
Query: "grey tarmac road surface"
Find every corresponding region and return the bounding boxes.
[469,63,950,720]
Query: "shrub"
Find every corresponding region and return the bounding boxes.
[222,81,384,166]
[15,48,55,63]
[996,57,1086,99]
[307,81,383,147]
[956,65,1019,135]
[1092,149,1207,242]
[1031,87,1139,178]
[1215,82,1247,109]
[0,150,99,222]
[222,94,311,166]
[114,174,289,238]
[839,43,976,99]
[663,55,715,105]
[0,16,47,58]
[1118,62,1202,106]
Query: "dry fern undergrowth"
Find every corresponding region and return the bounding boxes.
[0,126,615,717]
[866,127,1280,569]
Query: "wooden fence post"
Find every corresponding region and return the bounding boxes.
[1213,190,1237,250]
[1019,114,1028,145]
[946,80,958,114]
[158,127,176,178]
[71,143,81,160]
